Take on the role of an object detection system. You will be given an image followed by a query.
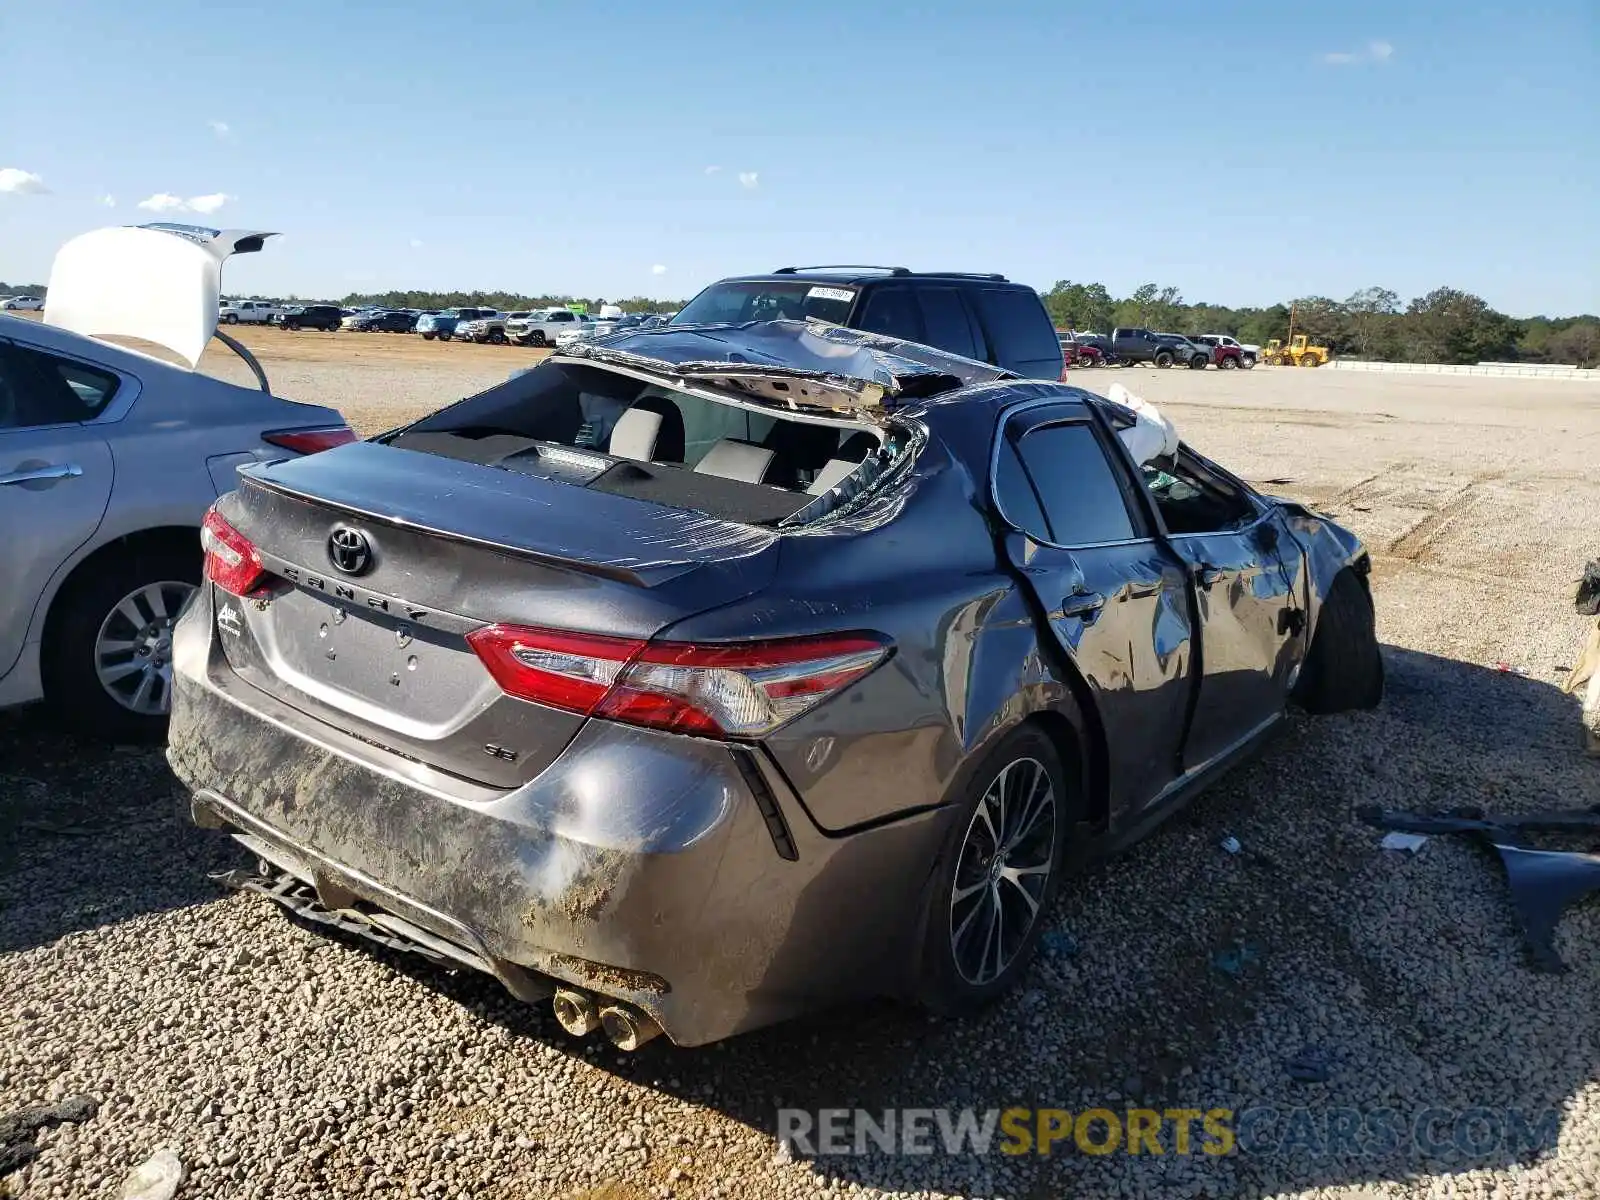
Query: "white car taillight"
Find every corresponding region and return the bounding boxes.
[466,625,891,738]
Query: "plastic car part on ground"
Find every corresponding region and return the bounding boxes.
[0,1094,98,1177]
[1356,804,1600,972]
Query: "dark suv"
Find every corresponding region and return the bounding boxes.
[276,304,342,332]
[672,266,1064,380]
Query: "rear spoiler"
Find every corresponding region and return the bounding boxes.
[44,222,278,377]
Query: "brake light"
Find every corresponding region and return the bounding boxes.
[261,425,358,455]
[466,625,891,739]
[201,509,268,596]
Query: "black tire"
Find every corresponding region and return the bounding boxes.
[489,329,507,345]
[437,331,452,342]
[530,331,547,347]
[915,724,1073,1016]
[1188,355,1208,369]
[1219,355,1238,370]
[421,332,435,340]
[286,320,301,332]
[1154,350,1173,369]
[223,313,239,325]
[1293,569,1384,714]
[1241,355,1256,370]
[42,543,202,740]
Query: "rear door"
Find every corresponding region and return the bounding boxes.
[853,285,925,343]
[994,401,1194,812]
[0,340,119,677]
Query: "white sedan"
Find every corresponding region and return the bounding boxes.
[2,295,45,311]
[0,222,353,736]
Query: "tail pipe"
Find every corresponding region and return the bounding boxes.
[598,1002,663,1052]
[551,988,601,1038]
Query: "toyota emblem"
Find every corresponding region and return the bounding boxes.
[327,526,373,575]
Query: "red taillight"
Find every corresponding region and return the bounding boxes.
[262,425,358,455]
[201,509,268,596]
[465,625,891,739]
[1058,364,1071,382]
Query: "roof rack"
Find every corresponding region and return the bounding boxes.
[915,271,1008,281]
[773,264,911,276]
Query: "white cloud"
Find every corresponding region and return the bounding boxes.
[651,263,668,275]
[136,191,233,214]
[0,168,49,195]
[209,119,232,139]
[738,171,759,189]
[99,193,116,208]
[704,165,721,175]
[137,192,187,213]
[409,238,424,249]
[186,192,232,215]
[1323,39,1394,65]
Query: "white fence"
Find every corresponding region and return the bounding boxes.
[1325,359,1596,380]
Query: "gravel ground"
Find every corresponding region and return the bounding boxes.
[3,340,1598,1200]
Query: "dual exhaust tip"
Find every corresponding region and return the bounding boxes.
[552,987,662,1052]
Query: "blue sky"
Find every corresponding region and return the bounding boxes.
[2,0,1596,314]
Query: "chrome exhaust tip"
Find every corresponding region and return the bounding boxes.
[552,988,601,1037]
[598,1003,662,1051]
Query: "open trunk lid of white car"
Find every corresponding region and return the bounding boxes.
[44,222,277,368]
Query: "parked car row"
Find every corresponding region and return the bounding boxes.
[1059,328,1261,370]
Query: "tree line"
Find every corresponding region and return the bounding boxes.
[336,290,684,316]
[1042,281,1600,368]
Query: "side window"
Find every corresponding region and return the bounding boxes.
[1142,454,1258,535]
[856,288,924,341]
[915,288,977,359]
[994,438,1050,540]
[1011,421,1137,545]
[0,345,120,428]
[972,288,1062,370]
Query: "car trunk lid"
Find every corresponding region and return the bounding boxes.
[213,442,779,786]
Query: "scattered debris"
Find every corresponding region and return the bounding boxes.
[1219,834,1243,855]
[1287,1045,1332,1084]
[1575,558,1600,616]
[1493,662,1531,676]
[1211,942,1259,977]
[0,1094,99,1179]
[1380,831,1429,854]
[121,1149,187,1200]
[1356,804,1600,972]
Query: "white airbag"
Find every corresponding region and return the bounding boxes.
[1108,382,1180,466]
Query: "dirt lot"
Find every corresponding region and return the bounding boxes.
[3,328,1598,1199]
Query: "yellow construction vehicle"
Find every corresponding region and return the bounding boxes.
[1262,333,1330,368]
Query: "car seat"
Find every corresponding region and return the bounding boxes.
[608,390,685,463]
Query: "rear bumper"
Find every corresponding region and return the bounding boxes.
[166,588,949,1044]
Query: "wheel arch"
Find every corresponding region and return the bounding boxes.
[41,525,203,649]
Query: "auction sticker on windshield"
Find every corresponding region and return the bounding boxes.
[807,286,856,304]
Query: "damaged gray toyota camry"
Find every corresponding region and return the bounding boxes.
[166,318,1382,1049]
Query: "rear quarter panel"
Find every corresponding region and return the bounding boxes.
[659,405,1075,833]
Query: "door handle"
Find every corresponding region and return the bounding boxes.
[0,462,83,486]
[1060,590,1106,622]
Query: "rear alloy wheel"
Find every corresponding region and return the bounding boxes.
[1220,355,1238,370]
[44,546,201,739]
[917,725,1070,1014]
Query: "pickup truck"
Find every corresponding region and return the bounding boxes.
[1111,327,1207,369]
[1193,335,1251,369]
[1197,334,1257,368]
[507,308,586,347]
[218,299,281,325]
[416,307,499,341]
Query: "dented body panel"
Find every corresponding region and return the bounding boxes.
[166,321,1376,1045]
